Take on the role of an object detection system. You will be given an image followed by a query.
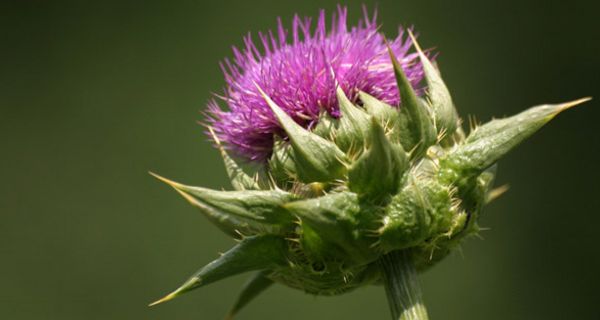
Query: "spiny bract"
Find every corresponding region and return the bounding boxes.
[150,7,589,319]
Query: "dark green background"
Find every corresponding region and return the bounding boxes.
[2,1,599,319]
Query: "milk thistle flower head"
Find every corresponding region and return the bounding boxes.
[150,6,590,320]
[207,7,425,162]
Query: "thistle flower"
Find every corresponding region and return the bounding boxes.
[207,7,425,162]
[150,6,590,320]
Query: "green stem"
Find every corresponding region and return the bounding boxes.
[378,250,429,320]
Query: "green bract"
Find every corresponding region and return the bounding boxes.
[150,37,590,318]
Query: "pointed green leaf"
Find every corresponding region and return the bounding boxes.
[388,45,437,159]
[225,271,274,320]
[149,235,287,306]
[442,98,591,176]
[256,85,348,183]
[150,173,296,234]
[151,172,250,237]
[408,31,459,140]
[208,127,260,191]
[334,87,372,153]
[348,117,408,202]
[179,187,295,226]
[284,192,379,264]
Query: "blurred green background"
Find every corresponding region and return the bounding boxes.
[2,0,599,319]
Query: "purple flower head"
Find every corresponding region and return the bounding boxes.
[207,6,427,162]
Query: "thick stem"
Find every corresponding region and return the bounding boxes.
[378,250,429,320]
